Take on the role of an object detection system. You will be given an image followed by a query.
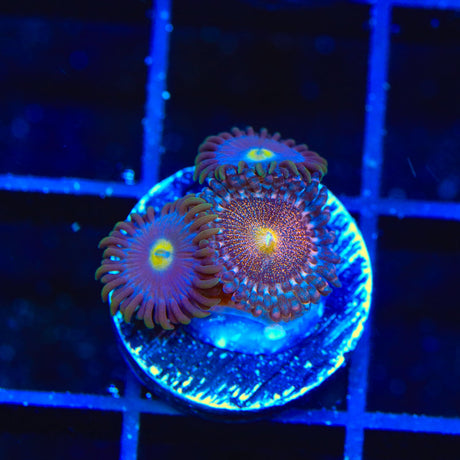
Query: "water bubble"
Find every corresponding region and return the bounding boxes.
[122,169,136,185]
[108,383,120,398]
[71,222,81,232]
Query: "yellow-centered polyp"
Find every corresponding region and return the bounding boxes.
[245,148,275,162]
[254,227,278,255]
[149,238,174,271]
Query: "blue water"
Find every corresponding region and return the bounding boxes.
[0,1,459,459]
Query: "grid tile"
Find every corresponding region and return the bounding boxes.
[0,1,459,459]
